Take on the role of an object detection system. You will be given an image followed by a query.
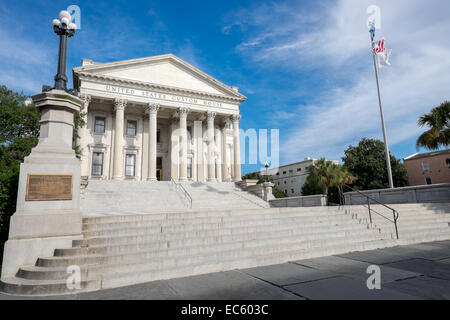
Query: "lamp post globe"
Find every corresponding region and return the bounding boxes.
[51,9,76,93]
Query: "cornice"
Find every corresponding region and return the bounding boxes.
[75,71,245,104]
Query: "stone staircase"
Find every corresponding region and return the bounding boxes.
[1,182,449,296]
[345,203,450,244]
[81,180,269,217]
[181,181,270,210]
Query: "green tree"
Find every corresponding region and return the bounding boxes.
[301,174,323,196]
[302,159,355,204]
[416,101,450,150]
[308,158,341,195]
[272,188,287,198]
[342,138,408,190]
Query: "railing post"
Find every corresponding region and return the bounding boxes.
[367,197,372,224]
[393,210,399,239]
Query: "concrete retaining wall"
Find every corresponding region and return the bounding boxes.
[344,183,450,205]
[269,194,327,207]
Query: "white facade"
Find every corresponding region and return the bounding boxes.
[73,54,245,182]
[262,158,339,197]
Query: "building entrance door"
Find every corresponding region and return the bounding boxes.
[156,157,163,181]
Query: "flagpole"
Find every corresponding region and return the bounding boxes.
[370,35,394,189]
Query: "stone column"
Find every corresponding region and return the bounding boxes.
[207,111,216,182]
[178,107,189,182]
[215,126,222,182]
[147,103,160,181]
[194,119,205,182]
[112,98,127,180]
[221,121,229,182]
[170,115,179,181]
[231,114,242,181]
[78,94,91,177]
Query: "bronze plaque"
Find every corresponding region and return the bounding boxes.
[26,174,73,201]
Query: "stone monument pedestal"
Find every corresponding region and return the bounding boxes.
[1,90,83,280]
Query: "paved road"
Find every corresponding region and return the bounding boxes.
[1,240,450,300]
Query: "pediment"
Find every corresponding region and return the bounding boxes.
[74,54,245,100]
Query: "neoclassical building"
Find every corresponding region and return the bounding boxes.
[73,54,245,182]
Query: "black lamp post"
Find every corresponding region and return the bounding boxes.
[264,161,269,182]
[45,11,76,93]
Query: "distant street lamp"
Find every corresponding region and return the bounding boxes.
[264,161,269,182]
[48,10,77,93]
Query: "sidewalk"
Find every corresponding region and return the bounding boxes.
[1,240,449,300]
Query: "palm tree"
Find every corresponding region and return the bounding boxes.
[308,158,338,195]
[416,101,450,151]
[309,158,356,195]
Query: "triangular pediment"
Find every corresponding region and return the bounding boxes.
[73,54,245,100]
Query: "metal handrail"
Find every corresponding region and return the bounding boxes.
[170,178,192,209]
[339,184,399,239]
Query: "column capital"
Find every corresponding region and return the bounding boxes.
[178,107,189,118]
[147,102,160,114]
[231,114,242,123]
[113,98,127,111]
[79,94,91,106]
[206,111,216,121]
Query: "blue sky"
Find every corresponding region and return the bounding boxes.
[1,0,449,175]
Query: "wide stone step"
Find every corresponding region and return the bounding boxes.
[0,277,99,296]
[60,227,382,257]
[98,238,397,290]
[36,232,389,268]
[82,211,351,231]
[75,221,373,247]
[354,213,450,224]
[15,238,396,287]
[82,207,346,223]
[82,216,359,238]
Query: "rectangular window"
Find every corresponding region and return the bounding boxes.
[276,172,279,176]
[91,152,104,176]
[425,177,432,185]
[298,177,302,182]
[277,182,280,186]
[284,180,287,184]
[283,171,287,175]
[446,158,450,168]
[305,166,309,171]
[297,168,301,172]
[422,161,430,171]
[94,117,105,133]
[126,120,137,136]
[284,189,287,195]
[157,129,161,143]
[290,178,294,183]
[125,154,136,177]
[289,169,293,174]
[291,188,294,194]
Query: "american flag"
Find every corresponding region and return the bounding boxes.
[373,39,386,55]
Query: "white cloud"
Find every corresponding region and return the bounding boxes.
[227,0,450,163]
